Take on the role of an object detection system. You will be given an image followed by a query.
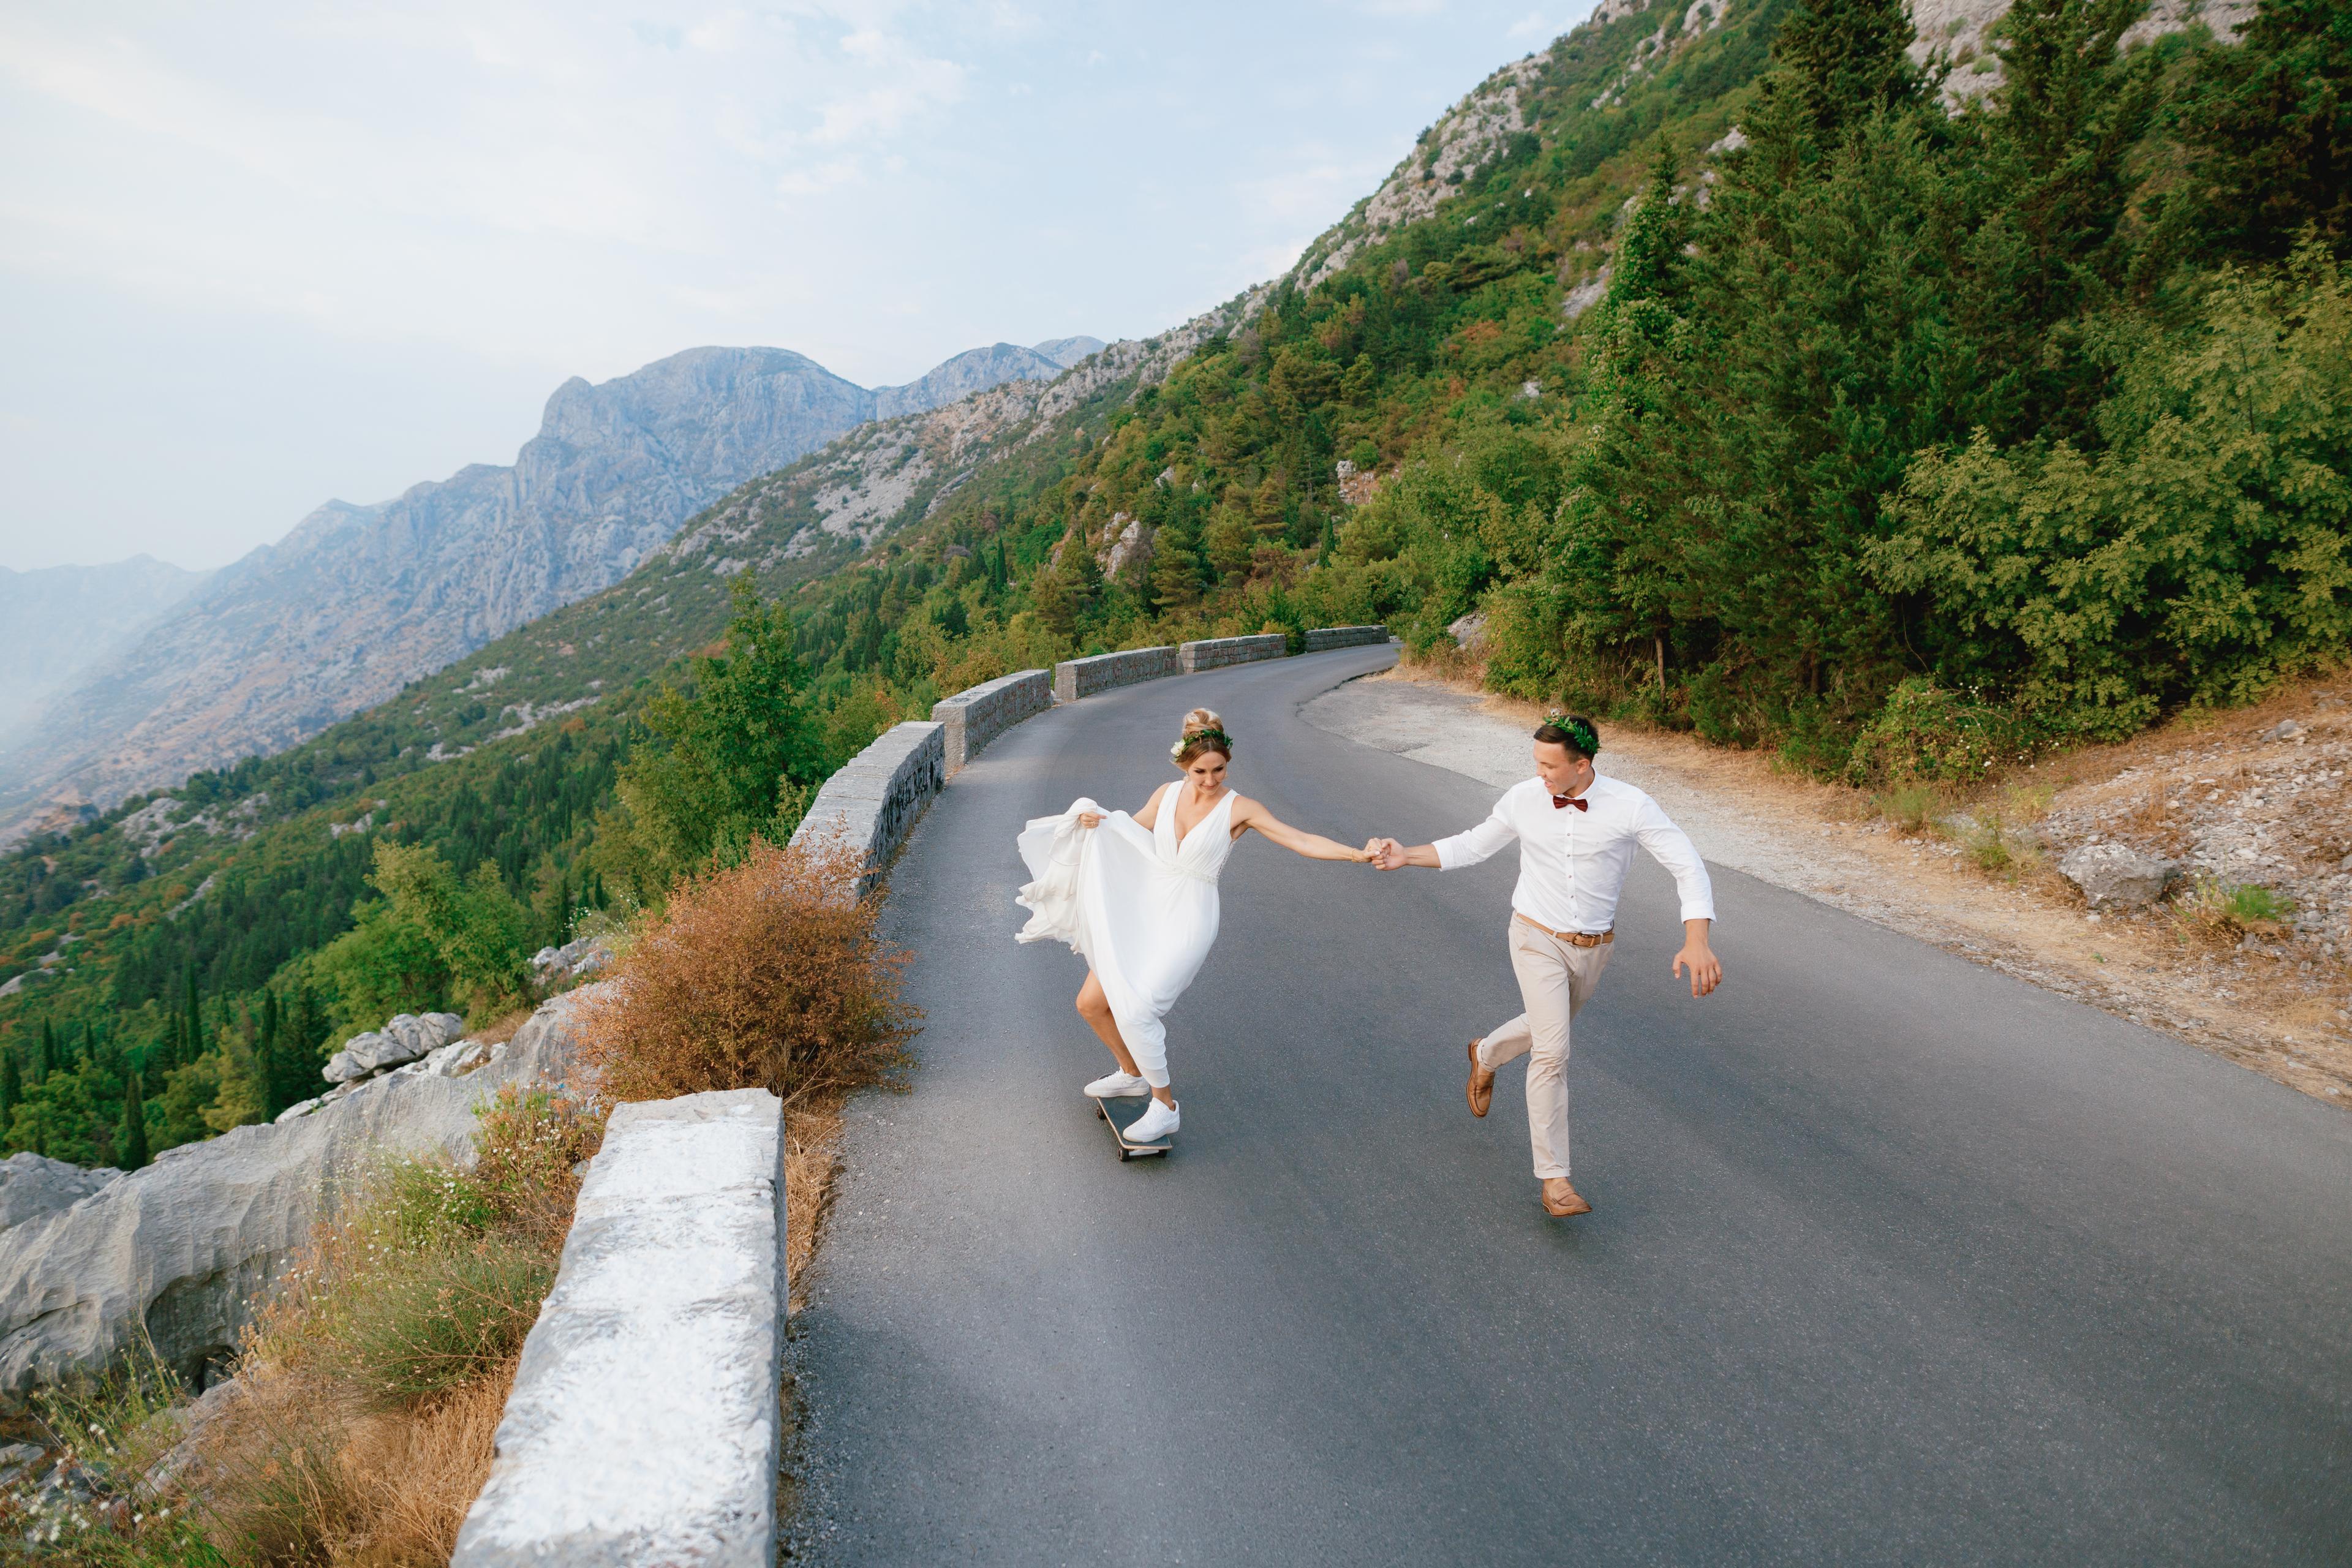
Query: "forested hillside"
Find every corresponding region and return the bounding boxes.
[2,0,2341,1168]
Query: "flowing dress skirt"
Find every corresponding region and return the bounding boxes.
[1015,797,1223,1087]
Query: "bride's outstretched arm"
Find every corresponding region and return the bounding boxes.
[1235,797,1373,862]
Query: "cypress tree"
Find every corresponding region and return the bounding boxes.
[34,1022,51,1084]
[121,1071,150,1171]
[2168,0,2352,265]
[184,965,205,1060]
[0,1043,18,1132]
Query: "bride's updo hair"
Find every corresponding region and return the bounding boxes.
[1172,707,1233,767]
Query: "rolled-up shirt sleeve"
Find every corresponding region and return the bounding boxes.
[1434,797,1519,870]
[1633,797,1716,922]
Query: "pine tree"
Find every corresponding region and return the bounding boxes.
[1752,0,1919,158]
[121,1071,150,1171]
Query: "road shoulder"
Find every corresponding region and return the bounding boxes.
[1303,666,2352,1108]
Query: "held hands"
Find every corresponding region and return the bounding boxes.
[1363,837,1408,870]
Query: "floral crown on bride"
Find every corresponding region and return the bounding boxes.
[1170,727,1233,760]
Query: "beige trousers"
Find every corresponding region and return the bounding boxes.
[1477,919,1613,1180]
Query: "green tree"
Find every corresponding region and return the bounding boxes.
[369,841,534,1020]
[1874,244,2352,733]
[309,896,453,1038]
[616,575,825,884]
[121,1070,150,1170]
[1751,0,1919,158]
[0,1041,18,1133]
[2165,0,2352,265]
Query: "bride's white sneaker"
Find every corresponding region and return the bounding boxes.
[1084,1070,1152,1099]
[1125,1097,1180,1142]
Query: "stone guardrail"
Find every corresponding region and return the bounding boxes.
[788,720,945,896]
[931,668,1051,772]
[1178,633,1287,674]
[1054,646,1180,703]
[1302,624,1390,652]
[453,1089,786,1568]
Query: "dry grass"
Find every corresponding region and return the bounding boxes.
[578,837,920,1108]
[785,1099,845,1314]
[326,1361,513,1567]
[134,1088,606,1566]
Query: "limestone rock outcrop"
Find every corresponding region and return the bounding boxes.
[0,985,608,1398]
[322,1012,466,1083]
[0,1155,120,1234]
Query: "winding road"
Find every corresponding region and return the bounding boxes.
[789,647,2352,1566]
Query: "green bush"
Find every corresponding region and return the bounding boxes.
[1875,248,2352,737]
[1844,679,2050,788]
[339,1235,552,1411]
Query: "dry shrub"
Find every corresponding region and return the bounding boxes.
[579,837,920,1106]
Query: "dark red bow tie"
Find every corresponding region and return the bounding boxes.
[1552,794,1588,811]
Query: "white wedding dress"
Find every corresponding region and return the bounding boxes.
[1014,783,1238,1088]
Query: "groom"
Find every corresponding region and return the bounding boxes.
[1367,715,1721,1218]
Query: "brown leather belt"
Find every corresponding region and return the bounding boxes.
[1515,913,1614,948]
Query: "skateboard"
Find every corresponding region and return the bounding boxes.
[1092,1093,1172,1161]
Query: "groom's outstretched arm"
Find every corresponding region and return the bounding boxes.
[1365,837,1442,870]
[1369,800,1513,871]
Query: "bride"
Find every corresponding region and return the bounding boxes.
[1015,707,1371,1144]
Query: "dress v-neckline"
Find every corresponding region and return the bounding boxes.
[1170,783,1229,850]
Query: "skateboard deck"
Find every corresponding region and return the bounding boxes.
[1093,1095,1172,1161]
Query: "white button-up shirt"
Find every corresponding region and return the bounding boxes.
[1433,774,1715,933]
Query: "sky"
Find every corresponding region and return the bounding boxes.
[0,1,1593,574]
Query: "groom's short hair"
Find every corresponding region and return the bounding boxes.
[1534,715,1599,760]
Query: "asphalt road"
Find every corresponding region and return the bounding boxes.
[788,647,2352,1566]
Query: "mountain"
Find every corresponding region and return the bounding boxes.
[0,338,1088,835]
[869,337,1105,420]
[0,557,208,742]
[1030,336,1108,368]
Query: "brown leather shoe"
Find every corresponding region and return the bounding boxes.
[1466,1039,1493,1118]
[1541,1177,1591,1217]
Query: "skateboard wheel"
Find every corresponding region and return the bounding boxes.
[1117,1148,1132,1162]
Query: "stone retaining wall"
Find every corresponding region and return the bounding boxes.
[932,669,1051,772]
[453,1090,786,1568]
[788,721,945,895]
[1054,646,1180,703]
[1178,634,1287,674]
[1303,624,1390,652]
